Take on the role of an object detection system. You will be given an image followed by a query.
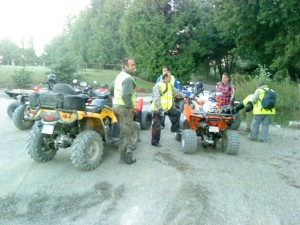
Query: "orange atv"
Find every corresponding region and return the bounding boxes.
[177,93,240,155]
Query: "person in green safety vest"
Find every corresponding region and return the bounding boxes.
[151,72,186,147]
[112,58,137,164]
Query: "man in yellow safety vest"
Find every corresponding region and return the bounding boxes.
[112,58,137,164]
[151,72,185,147]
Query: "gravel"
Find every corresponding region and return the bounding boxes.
[0,92,300,225]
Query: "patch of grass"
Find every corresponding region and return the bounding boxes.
[0,66,154,91]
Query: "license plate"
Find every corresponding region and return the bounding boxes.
[209,126,219,133]
[42,125,54,134]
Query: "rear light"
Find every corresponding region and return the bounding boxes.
[33,87,40,93]
[209,121,218,126]
[62,113,72,119]
[43,115,55,121]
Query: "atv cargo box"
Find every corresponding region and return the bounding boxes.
[63,95,87,111]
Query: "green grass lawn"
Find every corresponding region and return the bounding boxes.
[0,65,155,91]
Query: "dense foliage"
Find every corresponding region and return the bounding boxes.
[1,0,299,83]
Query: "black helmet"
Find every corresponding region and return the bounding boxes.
[47,74,56,81]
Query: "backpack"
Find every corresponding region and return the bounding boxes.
[260,88,277,110]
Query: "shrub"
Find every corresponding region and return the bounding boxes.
[12,67,33,88]
[50,55,81,83]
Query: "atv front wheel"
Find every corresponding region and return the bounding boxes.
[7,101,21,118]
[26,126,57,162]
[181,129,197,154]
[71,130,103,171]
[222,130,240,155]
[140,110,152,130]
[13,105,34,130]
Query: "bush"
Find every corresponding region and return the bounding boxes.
[12,67,33,88]
[50,55,81,83]
[235,68,300,126]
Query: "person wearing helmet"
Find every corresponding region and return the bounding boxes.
[47,74,56,81]
[46,74,56,90]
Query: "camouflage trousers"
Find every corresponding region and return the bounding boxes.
[113,105,135,154]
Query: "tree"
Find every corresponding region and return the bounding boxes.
[68,9,93,64]
[0,39,21,65]
[213,0,300,81]
[121,0,218,82]
[88,0,127,66]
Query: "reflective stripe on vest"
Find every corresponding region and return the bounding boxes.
[113,71,137,107]
[151,82,173,111]
[253,89,275,115]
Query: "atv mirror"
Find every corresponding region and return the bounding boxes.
[80,82,87,87]
[93,80,98,85]
[73,79,78,84]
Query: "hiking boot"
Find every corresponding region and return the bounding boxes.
[152,143,162,147]
[119,152,127,163]
[124,151,136,164]
[248,136,257,141]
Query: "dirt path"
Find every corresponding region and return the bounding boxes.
[0,93,300,225]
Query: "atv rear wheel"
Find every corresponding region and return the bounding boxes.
[229,112,241,130]
[222,130,240,155]
[13,105,34,130]
[71,130,103,171]
[7,101,21,118]
[26,126,58,162]
[140,110,152,130]
[181,129,197,154]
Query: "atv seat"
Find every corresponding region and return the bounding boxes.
[52,83,76,95]
[86,105,104,113]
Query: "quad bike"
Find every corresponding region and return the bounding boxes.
[25,82,140,170]
[5,74,57,130]
[5,89,34,118]
[194,89,241,130]
[5,74,56,118]
[135,98,152,130]
[176,92,240,155]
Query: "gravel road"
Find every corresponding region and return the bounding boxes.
[0,92,300,225]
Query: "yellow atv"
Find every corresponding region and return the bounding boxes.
[25,83,139,170]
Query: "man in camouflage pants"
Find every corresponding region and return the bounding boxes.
[112,58,137,164]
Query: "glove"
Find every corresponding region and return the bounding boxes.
[245,104,253,112]
[235,102,244,112]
